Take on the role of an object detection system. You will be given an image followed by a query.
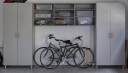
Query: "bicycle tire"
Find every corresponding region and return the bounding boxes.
[49,50,62,69]
[33,47,48,67]
[66,47,83,67]
[40,48,55,69]
[66,47,76,67]
[73,47,85,67]
[79,47,94,68]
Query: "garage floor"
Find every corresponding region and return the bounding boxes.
[0,67,128,73]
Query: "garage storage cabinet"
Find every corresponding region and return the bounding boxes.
[1,3,125,66]
[0,3,3,47]
[96,3,125,65]
[3,3,33,65]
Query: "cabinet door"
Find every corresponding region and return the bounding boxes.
[0,3,3,47]
[18,3,32,65]
[3,3,18,65]
[96,3,111,65]
[110,3,125,65]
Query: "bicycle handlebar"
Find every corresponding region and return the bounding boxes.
[48,34,83,40]
[48,34,83,45]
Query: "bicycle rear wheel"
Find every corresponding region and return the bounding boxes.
[40,48,55,69]
[73,48,85,67]
[79,47,94,68]
[66,47,79,67]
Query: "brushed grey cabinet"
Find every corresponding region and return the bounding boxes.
[18,3,33,65]
[3,3,32,65]
[4,3,18,65]
[0,3,3,47]
[96,3,125,65]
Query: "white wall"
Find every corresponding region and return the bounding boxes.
[35,26,95,65]
[35,26,95,51]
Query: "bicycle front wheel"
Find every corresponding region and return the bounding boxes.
[40,48,54,69]
[33,47,47,66]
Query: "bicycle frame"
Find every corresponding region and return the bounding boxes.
[48,42,82,63]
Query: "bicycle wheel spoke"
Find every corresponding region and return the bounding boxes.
[74,49,85,66]
[40,49,54,68]
[79,47,94,68]
[66,47,76,66]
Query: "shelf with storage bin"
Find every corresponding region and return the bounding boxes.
[33,4,96,26]
[74,4,96,25]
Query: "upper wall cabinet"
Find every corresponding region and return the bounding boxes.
[3,3,33,65]
[96,3,125,65]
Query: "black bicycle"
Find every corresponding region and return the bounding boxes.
[33,34,94,69]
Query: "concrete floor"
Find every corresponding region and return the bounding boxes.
[0,66,128,73]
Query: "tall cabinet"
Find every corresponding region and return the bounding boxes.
[3,3,33,65]
[0,3,3,47]
[96,3,125,65]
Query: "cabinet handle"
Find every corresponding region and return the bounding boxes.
[17,33,20,39]
[15,33,18,38]
[15,33,19,39]
[108,33,114,39]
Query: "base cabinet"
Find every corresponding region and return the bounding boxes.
[3,3,32,65]
[96,3,125,65]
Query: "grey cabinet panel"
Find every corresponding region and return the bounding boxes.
[3,3,18,65]
[96,3,125,65]
[3,3,33,65]
[0,3,3,47]
[110,3,125,65]
[96,3,111,65]
[18,3,32,65]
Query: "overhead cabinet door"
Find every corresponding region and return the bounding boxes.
[3,3,18,65]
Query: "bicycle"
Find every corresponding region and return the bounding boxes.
[33,34,94,69]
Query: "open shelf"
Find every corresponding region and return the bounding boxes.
[33,4,96,26]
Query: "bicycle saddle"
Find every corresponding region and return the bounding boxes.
[75,36,83,40]
[63,40,72,45]
[48,34,55,39]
